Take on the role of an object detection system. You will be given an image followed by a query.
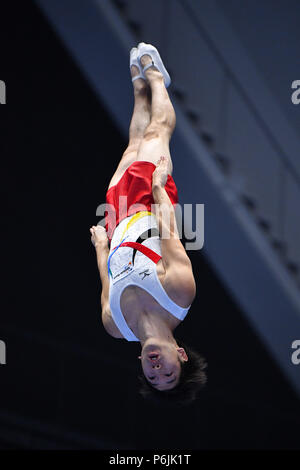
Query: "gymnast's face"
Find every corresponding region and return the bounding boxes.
[139,342,188,391]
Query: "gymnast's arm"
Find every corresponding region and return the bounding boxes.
[152,160,196,303]
[90,225,110,308]
[90,225,124,338]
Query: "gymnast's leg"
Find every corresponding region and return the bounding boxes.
[136,53,176,175]
[108,65,151,189]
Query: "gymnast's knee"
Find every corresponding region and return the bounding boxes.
[143,116,175,142]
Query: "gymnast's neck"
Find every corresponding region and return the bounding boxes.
[137,310,178,348]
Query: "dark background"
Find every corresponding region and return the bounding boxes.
[1,0,300,450]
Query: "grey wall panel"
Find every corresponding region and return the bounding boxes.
[284,171,300,275]
[185,0,300,179]
[125,0,166,47]
[167,0,224,145]
[226,83,282,239]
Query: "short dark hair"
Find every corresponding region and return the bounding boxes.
[138,340,207,406]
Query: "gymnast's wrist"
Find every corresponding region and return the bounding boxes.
[94,239,109,251]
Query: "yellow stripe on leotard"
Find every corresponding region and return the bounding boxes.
[120,211,153,241]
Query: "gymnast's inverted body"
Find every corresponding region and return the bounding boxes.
[90,43,206,405]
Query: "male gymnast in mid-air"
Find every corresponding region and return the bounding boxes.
[90,42,206,405]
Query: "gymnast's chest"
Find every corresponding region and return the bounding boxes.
[118,284,178,333]
[119,285,150,330]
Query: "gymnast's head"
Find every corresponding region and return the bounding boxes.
[138,339,207,406]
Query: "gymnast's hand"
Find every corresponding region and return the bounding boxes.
[90,225,108,248]
[152,156,169,189]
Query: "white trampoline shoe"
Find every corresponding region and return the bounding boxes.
[130,47,145,83]
[137,42,171,88]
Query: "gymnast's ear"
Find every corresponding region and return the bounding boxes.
[138,356,142,360]
[177,347,188,362]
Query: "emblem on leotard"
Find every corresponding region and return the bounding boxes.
[111,261,134,283]
[138,269,151,280]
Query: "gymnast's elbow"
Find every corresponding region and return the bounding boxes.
[101,309,124,339]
